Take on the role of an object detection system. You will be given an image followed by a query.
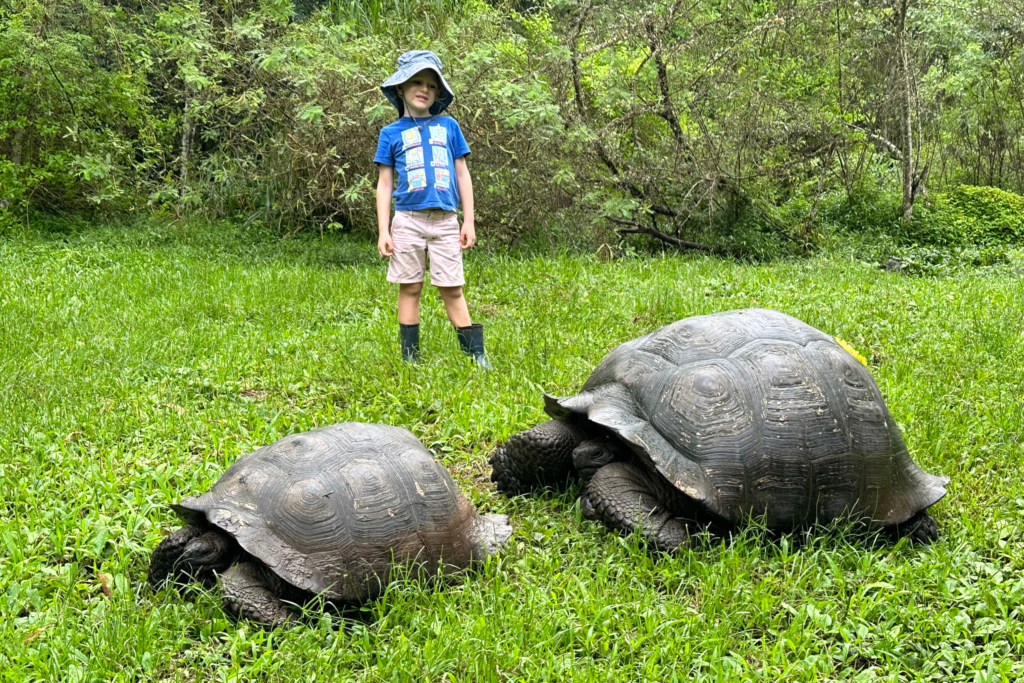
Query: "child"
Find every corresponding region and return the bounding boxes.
[375,50,491,368]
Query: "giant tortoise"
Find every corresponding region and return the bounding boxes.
[149,423,512,626]
[490,309,948,548]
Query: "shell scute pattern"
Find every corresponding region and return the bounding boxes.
[660,361,758,509]
[173,423,478,602]
[549,309,948,528]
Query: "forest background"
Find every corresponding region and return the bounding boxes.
[2,0,1024,261]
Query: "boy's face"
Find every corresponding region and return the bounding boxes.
[398,69,439,116]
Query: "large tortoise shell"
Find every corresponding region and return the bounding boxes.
[172,423,481,602]
[545,309,948,528]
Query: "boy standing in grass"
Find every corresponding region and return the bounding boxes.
[375,50,490,368]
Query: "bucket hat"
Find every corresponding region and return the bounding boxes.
[381,50,455,117]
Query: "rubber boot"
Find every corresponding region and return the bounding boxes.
[399,323,420,362]
[456,323,492,369]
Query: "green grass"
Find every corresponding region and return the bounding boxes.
[1,218,1023,682]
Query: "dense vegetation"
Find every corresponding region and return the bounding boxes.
[2,0,1024,253]
[1,219,1022,680]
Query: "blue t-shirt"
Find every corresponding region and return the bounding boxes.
[374,116,470,212]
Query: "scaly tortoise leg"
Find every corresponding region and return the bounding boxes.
[219,562,294,628]
[581,462,692,551]
[148,525,205,590]
[490,420,589,494]
[888,510,939,545]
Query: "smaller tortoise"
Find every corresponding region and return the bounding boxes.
[491,309,948,549]
[149,423,512,626]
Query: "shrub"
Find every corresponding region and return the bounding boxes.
[815,187,902,235]
[0,0,157,214]
[899,185,1024,247]
[943,185,1024,244]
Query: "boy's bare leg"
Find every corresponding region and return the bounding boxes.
[398,282,424,325]
[438,286,472,327]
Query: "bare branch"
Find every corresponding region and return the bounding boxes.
[608,218,745,257]
[647,21,690,155]
[846,123,903,160]
[569,1,593,124]
[47,63,77,119]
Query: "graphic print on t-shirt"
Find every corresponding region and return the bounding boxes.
[408,168,427,191]
[405,146,424,170]
[430,146,449,168]
[375,118,468,210]
[434,168,450,190]
[428,124,447,147]
[402,128,422,151]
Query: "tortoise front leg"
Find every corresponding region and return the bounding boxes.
[148,525,205,590]
[581,462,692,551]
[219,562,294,628]
[490,419,589,494]
[888,510,939,545]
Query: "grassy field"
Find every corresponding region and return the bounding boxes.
[1,219,1023,682]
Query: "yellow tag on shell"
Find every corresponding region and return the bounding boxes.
[834,337,869,366]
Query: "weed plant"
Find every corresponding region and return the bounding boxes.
[1,219,1023,681]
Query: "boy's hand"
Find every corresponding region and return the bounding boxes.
[460,220,476,250]
[378,233,394,258]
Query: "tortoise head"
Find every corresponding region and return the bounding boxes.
[177,529,239,572]
[571,435,631,483]
[468,513,514,561]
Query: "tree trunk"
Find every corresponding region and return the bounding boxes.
[897,0,915,225]
[179,92,193,204]
[11,128,24,167]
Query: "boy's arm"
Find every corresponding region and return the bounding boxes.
[454,156,475,250]
[376,165,394,258]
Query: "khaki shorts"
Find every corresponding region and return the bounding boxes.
[387,209,464,287]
